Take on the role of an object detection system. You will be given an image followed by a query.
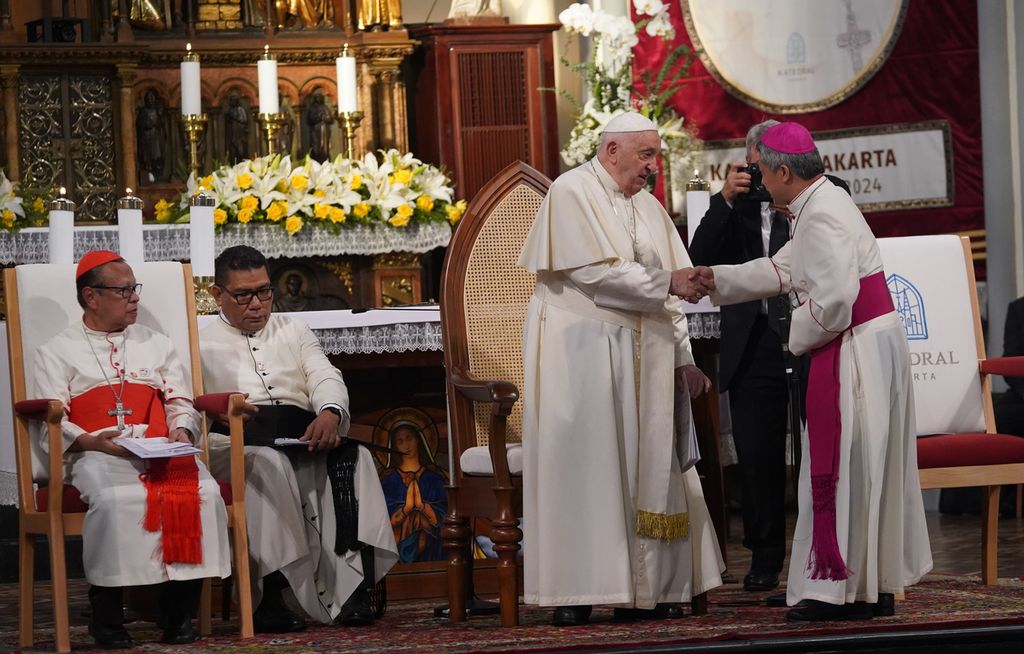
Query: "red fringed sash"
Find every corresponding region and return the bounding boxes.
[804,271,893,581]
[69,383,202,564]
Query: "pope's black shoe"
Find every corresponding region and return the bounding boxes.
[871,593,896,617]
[743,571,780,592]
[160,616,198,645]
[87,622,134,650]
[551,605,592,626]
[613,603,685,621]
[337,587,376,627]
[785,599,873,622]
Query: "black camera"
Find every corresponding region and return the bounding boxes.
[740,163,772,203]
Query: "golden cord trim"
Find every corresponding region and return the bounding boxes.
[636,510,689,541]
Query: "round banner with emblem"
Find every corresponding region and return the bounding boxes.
[682,0,909,113]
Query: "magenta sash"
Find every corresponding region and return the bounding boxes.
[804,270,893,581]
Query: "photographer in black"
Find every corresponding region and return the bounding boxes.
[689,120,850,598]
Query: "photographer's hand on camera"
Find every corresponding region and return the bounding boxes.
[722,160,752,204]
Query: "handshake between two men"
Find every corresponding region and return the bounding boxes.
[669,266,716,303]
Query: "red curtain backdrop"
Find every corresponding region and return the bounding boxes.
[633,0,982,271]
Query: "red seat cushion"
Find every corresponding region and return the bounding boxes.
[35,485,88,513]
[217,479,232,505]
[917,433,1024,469]
[35,481,233,511]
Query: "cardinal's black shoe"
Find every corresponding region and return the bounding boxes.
[160,616,198,645]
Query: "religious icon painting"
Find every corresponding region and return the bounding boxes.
[370,406,449,564]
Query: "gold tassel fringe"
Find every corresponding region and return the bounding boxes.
[636,510,689,541]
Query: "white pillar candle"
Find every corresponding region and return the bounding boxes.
[188,191,216,277]
[685,169,711,247]
[180,43,202,116]
[336,46,358,113]
[117,189,145,266]
[257,45,279,115]
[48,187,75,265]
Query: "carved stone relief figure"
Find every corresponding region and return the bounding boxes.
[136,89,166,183]
[224,91,251,164]
[357,0,403,30]
[306,90,333,162]
[276,98,296,158]
[447,0,503,19]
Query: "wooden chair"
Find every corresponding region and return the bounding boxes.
[4,262,253,652]
[878,235,1024,584]
[439,162,549,627]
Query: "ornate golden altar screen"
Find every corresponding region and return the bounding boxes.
[0,1,412,217]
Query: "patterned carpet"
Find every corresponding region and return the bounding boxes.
[3,574,1024,653]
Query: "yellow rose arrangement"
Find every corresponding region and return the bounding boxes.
[166,150,464,237]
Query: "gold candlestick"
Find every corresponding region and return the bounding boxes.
[336,111,364,161]
[685,169,710,192]
[192,275,218,315]
[257,113,285,157]
[182,113,208,181]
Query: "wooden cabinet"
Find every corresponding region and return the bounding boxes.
[406,24,560,201]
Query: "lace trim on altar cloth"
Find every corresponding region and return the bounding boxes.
[0,222,453,264]
[0,472,16,506]
[687,312,720,340]
[314,322,443,355]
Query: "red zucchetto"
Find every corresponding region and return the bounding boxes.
[76,250,122,279]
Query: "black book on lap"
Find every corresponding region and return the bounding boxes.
[211,404,316,447]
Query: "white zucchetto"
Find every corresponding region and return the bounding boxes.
[602,111,659,134]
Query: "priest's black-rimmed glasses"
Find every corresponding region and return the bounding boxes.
[89,283,142,299]
[221,286,274,305]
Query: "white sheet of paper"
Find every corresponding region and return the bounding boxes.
[113,436,200,459]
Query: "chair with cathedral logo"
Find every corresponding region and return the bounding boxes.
[4,261,254,652]
[878,235,1024,584]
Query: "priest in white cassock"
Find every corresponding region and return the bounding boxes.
[200,245,398,632]
[32,250,231,649]
[518,111,725,627]
[695,122,932,621]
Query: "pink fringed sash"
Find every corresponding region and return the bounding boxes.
[805,270,893,581]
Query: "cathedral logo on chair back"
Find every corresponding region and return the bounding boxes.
[887,273,929,340]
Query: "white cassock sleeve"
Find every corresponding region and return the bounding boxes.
[787,211,859,355]
[296,322,351,434]
[158,342,202,441]
[565,260,695,367]
[31,346,87,454]
[709,242,793,306]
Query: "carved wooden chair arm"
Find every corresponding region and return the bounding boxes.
[450,366,520,488]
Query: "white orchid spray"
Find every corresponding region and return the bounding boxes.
[555,1,701,173]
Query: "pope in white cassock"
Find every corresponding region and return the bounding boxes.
[200,245,398,632]
[518,112,725,626]
[696,122,933,621]
[32,250,231,649]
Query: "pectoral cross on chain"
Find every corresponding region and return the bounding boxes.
[108,402,132,431]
